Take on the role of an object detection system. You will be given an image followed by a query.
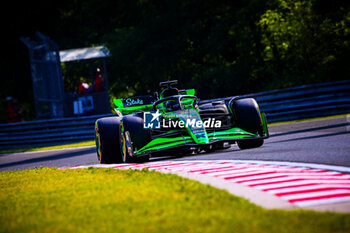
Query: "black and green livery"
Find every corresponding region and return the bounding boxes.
[95,80,269,164]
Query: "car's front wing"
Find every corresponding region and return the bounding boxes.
[133,126,268,156]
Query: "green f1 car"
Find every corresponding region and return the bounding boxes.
[95,80,269,164]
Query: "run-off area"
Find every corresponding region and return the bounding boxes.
[69,160,350,210]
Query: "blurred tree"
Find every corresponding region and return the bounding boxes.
[1,0,349,122]
[257,0,350,89]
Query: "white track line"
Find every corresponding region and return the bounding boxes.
[293,197,350,207]
[268,184,350,195]
[280,190,350,200]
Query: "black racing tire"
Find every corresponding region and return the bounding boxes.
[95,117,122,164]
[120,115,151,163]
[233,98,264,149]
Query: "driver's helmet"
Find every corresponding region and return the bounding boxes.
[165,100,180,111]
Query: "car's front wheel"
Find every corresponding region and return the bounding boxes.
[233,98,264,150]
[95,117,122,164]
[120,116,151,163]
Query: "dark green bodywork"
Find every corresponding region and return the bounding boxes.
[113,92,269,158]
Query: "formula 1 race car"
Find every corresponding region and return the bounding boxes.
[95,80,269,163]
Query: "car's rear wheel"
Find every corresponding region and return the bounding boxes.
[95,117,122,164]
[233,98,264,149]
[120,116,151,163]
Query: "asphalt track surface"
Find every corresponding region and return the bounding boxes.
[0,116,349,171]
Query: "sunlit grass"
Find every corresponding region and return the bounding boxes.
[0,168,349,233]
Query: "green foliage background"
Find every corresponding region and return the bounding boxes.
[2,0,349,121]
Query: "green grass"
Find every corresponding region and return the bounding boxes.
[0,140,95,154]
[1,168,349,233]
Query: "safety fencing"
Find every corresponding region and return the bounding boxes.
[202,79,350,123]
[0,80,349,149]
